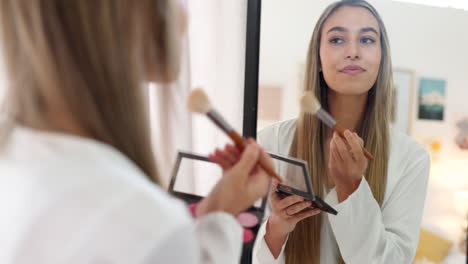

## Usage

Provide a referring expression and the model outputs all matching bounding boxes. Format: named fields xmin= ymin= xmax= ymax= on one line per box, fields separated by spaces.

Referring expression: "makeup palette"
xmin=269 ymin=153 xmax=338 ymax=215
xmin=168 ymin=152 xmax=268 ymax=263
xmin=168 ymin=151 xmax=337 ymax=264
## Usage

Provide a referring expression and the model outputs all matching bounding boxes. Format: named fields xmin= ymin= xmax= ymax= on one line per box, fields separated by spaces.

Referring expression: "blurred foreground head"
xmin=0 ymin=0 xmax=186 ymax=183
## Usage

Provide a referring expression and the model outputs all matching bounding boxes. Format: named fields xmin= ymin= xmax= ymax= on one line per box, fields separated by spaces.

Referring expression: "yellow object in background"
xmin=430 ymin=141 xmax=441 ymax=152
xmin=414 ymin=229 xmax=453 ymax=263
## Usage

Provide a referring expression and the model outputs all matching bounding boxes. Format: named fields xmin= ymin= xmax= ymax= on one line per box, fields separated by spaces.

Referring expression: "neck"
xmin=45 ymin=108 xmax=90 ymax=137
xmin=327 ymin=89 xmax=368 ymax=135
xmin=26 ymin=98 xmax=90 ymax=138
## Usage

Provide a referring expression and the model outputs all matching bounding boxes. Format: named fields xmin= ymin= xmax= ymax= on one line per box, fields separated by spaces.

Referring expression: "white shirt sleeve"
xmin=252 ymin=218 xmax=287 ymax=264
xmin=324 ymin=152 xmax=430 ymax=263
xmin=143 ymin=212 xmax=243 ymax=264
xmin=53 ymin=190 xmax=243 ymax=264
xmin=1 ymin=127 xmax=244 ymax=264
xmin=194 ymin=213 xmax=243 ymax=263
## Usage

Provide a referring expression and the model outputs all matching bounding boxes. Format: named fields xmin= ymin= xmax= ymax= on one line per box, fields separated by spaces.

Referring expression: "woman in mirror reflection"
xmin=0 ymin=1 xmax=273 ymax=263
xmin=252 ymin=0 xmax=430 ymax=263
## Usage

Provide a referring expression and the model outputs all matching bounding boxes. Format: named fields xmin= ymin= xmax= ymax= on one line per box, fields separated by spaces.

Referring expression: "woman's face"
xmin=319 ymin=6 xmax=382 ymax=95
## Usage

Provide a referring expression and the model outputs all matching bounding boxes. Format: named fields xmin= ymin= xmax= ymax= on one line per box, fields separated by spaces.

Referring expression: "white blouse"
xmin=253 ymin=119 xmax=430 ymax=264
xmin=0 ymin=126 xmax=242 ymax=264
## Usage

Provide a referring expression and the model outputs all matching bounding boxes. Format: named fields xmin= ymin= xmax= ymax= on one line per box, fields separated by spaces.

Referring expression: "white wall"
xmin=259 ymin=0 xmax=330 ymax=126
xmin=374 ymin=1 xmax=468 ymax=155
xmin=188 ymin=0 xmax=247 ymax=155
xmin=184 ymin=0 xmax=248 ymax=194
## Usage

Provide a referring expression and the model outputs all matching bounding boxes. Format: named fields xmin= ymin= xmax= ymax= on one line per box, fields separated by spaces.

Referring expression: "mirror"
xmin=249 ymin=0 xmax=468 ymax=263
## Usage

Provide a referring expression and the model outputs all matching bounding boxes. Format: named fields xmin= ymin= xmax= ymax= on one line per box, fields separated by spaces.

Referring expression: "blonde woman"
xmin=251 ymin=0 xmax=429 ymax=263
xmin=0 ymin=1 xmax=272 ymax=263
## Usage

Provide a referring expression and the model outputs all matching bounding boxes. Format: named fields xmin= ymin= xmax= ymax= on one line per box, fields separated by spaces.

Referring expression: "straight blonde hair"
xmin=0 ymin=0 xmax=181 ymax=183
xmin=284 ymin=0 xmax=393 ymax=263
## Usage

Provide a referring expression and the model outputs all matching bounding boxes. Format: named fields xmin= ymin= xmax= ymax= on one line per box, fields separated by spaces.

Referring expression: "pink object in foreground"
xmin=243 ymin=228 xmax=254 ymax=243
xmin=189 ymin=203 xmax=199 ymax=217
xmin=237 ymin=212 xmax=259 ymax=228
xmin=189 ymin=203 xmax=257 ymax=243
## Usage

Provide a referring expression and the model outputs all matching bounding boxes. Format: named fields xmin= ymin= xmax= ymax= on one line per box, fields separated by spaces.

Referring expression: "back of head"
xmin=0 ymin=0 xmax=182 ymax=183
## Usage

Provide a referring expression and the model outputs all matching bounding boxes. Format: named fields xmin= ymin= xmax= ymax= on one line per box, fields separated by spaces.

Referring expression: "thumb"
xmin=271 ymin=180 xmax=279 ymax=189
xmin=233 ymin=144 xmax=260 ymax=175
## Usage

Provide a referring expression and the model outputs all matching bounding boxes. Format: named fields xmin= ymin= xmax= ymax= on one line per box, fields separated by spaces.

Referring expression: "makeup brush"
xmin=300 ymin=91 xmax=374 ymax=160
xmin=187 ymin=88 xmax=282 ymax=183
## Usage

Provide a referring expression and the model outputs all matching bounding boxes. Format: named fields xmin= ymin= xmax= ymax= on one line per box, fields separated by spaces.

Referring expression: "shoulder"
xmin=384 ymin=127 xmax=430 ymax=201
xmin=257 ymin=119 xmax=297 ymax=155
xmin=0 ymin=126 xmax=191 ymax=235
xmin=0 ymin=126 xmax=193 ymax=261
xmin=389 ymin=127 xmax=430 ymax=168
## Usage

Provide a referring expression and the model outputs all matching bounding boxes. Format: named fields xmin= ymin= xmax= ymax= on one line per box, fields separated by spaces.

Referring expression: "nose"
xmin=345 ymin=41 xmax=360 ymax=60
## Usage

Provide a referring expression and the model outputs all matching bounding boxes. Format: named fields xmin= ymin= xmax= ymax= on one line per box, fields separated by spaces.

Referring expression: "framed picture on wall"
xmin=392 ymin=69 xmax=415 ymax=135
xmin=417 ymin=78 xmax=446 ymax=121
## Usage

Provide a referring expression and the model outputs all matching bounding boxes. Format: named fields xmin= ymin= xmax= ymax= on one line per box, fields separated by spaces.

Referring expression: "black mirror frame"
xmin=242 ymin=0 xmax=262 ymax=139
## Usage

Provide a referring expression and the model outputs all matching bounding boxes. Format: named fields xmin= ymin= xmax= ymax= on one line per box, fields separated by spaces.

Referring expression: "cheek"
xmin=319 ymin=45 xmax=340 ymax=75
xmin=366 ymin=48 xmax=382 ymax=80
xmin=365 ymin=44 xmax=382 ymax=69
xmin=320 ymin=47 xmax=342 ymax=91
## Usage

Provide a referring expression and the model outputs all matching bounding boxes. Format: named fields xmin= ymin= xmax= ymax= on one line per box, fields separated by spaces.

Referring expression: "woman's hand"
xmin=264 ymin=181 xmax=320 ymax=258
xmin=196 ymin=139 xmax=272 ymax=216
xmin=205 ymin=140 xmax=319 ymax=258
xmin=267 ymin=181 xmax=320 ymax=236
xmin=329 ymin=130 xmax=368 ymax=202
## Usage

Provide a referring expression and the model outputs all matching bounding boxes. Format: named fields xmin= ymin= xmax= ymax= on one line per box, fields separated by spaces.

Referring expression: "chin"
xmin=329 ymin=82 xmax=373 ymax=96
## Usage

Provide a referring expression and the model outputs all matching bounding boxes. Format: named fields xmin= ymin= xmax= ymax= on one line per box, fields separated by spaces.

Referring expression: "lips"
xmin=340 ymin=65 xmax=365 ymax=75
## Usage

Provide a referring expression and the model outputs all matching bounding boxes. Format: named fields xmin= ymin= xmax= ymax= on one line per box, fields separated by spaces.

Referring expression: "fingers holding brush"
xmin=329 ymin=130 xmax=368 ymax=202
xmin=208 ymin=148 xmax=231 ymax=170
xmin=199 ymin=144 xmax=268 ymax=216
xmin=208 ymin=144 xmax=241 ymax=170
xmin=344 ymin=131 xmax=365 ymax=164
xmin=231 ymin=143 xmax=271 ymax=209
xmin=332 ymin=130 xmax=367 ymax=167
xmin=354 ymin=132 xmax=364 ymax=147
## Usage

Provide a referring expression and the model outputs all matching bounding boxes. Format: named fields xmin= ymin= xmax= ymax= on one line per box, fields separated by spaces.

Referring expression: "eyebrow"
xmin=361 ymin=27 xmax=379 ymax=35
xmin=326 ymin=26 xmax=347 ymax=34
xmin=327 ymin=26 xmax=379 ymax=35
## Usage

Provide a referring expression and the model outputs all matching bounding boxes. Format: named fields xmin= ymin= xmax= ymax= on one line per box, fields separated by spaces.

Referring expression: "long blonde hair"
xmin=285 ymin=0 xmax=393 ymax=263
xmin=0 ymin=0 xmax=181 ymax=183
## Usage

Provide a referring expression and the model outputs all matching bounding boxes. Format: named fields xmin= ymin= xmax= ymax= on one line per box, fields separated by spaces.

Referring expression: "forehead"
xmin=322 ymin=6 xmax=380 ymax=34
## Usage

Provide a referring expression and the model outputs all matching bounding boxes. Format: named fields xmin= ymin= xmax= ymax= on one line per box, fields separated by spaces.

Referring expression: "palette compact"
xmin=269 ymin=153 xmax=338 ymax=215
xmin=168 ymin=151 xmax=337 ymax=263
xmin=168 ymin=151 xmax=267 ymax=263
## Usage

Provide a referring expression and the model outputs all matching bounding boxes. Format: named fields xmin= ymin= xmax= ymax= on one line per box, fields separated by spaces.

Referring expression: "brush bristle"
xmin=300 ymin=91 xmax=321 ymax=114
xmin=187 ymin=88 xmax=212 ymax=114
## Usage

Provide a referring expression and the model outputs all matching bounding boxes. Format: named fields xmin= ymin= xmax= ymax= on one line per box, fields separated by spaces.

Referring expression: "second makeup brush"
xmin=300 ymin=91 xmax=374 ymax=160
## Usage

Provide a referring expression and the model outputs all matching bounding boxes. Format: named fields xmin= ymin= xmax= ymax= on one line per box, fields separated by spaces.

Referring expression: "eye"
xmin=361 ymin=37 xmax=376 ymax=44
xmin=329 ymin=37 xmax=345 ymax=44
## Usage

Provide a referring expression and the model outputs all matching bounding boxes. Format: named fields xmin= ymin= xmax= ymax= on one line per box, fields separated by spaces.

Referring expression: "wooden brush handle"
xmin=333 ymin=124 xmax=374 ymax=161
xmin=228 ymin=131 xmax=283 ymax=183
